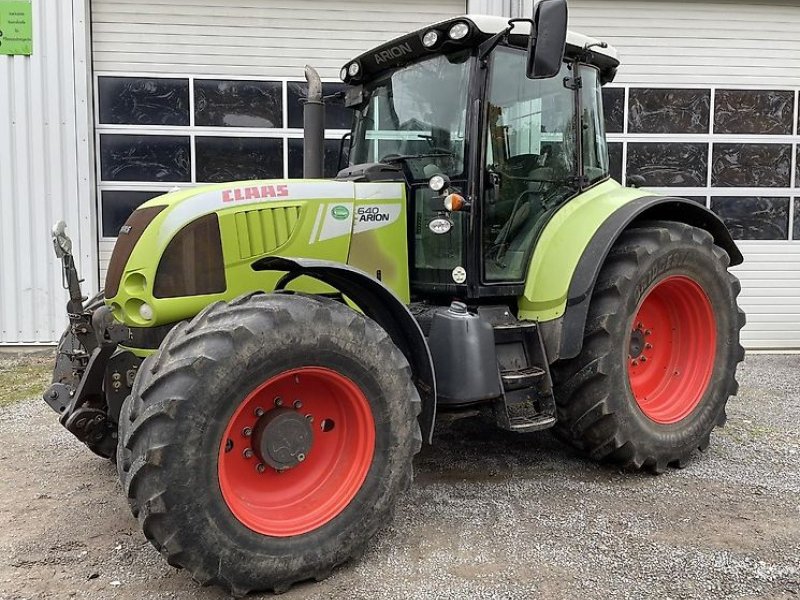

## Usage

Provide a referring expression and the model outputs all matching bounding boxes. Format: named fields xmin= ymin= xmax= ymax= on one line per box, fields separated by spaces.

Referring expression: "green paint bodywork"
xmin=106 ymin=180 xmax=409 ymax=329
xmin=518 ymin=179 xmax=653 ymax=321
xmin=106 ymin=177 xmax=651 ymax=345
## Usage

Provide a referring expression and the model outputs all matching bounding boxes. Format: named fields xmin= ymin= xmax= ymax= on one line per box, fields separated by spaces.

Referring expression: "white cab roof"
xmin=464 ymin=14 xmax=619 ymax=63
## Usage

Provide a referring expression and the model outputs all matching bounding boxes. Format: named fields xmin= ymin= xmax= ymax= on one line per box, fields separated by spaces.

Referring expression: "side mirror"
xmin=526 ymin=0 xmax=568 ymax=79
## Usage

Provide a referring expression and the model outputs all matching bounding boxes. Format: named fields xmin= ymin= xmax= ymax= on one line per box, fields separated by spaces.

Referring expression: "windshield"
xmin=350 ymin=51 xmax=472 ymax=179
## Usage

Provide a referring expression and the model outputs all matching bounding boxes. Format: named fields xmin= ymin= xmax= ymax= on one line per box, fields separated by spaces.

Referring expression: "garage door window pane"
xmin=626 ymin=142 xmax=708 ymax=187
xmin=101 ymin=190 xmax=164 ymax=237
xmin=607 ymin=141 xmax=622 ymax=183
xmin=602 ymin=88 xmax=624 ymax=134
xmin=287 ymin=138 xmax=348 ymax=178
xmin=794 ymin=199 xmax=800 ymax=241
xmin=196 ymin=137 xmax=283 ymax=182
xmin=710 ymin=197 xmax=789 ymax=240
xmin=628 ymin=88 xmax=710 ymax=134
xmin=100 ymin=135 xmax=191 ymax=182
xmin=715 ymin=90 xmax=794 ymax=135
xmin=98 ymin=77 xmax=189 ymax=126
xmin=287 ymin=82 xmax=352 ymax=130
xmin=194 ymin=80 xmax=282 ymax=128
xmin=711 ymin=143 xmax=792 ymax=187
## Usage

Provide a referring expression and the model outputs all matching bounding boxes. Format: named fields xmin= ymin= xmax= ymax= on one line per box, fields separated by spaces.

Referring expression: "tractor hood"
xmin=104 ymin=180 xmax=410 ymax=329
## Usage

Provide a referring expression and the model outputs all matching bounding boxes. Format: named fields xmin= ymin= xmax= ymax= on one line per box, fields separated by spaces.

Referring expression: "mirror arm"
xmin=478 ymin=18 xmax=534 ymax=64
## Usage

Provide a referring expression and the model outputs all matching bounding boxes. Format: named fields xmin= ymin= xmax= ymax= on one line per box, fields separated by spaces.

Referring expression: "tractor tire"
xmin=552 ymin=220 xmax=745 ymax=473
xmin=116 ymin=293 xmax=422 ymax=596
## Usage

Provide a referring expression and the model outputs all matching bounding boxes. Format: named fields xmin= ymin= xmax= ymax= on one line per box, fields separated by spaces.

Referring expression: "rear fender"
xmin=252 ymin=256 xmax=437 ymax=443
xmin=555 ymin=195 xmax=741 ymax=360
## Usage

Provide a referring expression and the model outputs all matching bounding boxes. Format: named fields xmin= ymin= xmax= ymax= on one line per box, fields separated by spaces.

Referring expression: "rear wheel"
xmin=553 ymin=221 xmax=745 ymax=472
xmin=116 ymin=293 xmax=421 ymax=595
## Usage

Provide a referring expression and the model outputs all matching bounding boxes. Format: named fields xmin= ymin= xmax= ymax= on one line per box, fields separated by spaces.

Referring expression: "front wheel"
xmin=553 ymin=221 xmax=745 ymax=472
xmin=116 ymin=293 xmax=421 ymax=596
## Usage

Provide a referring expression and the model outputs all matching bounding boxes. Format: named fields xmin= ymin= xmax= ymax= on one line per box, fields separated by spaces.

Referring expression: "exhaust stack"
xmin=303 ymin=65 xmax=325 ymax=179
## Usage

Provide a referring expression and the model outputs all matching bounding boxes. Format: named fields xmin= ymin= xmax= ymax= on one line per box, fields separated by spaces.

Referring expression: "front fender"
xmin=252 ymin=256 xmax=437 ymax=443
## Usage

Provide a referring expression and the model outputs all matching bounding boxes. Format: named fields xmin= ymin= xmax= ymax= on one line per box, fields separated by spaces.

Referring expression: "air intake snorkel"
xmin=303 ymin=65 xmax=325 ymax=178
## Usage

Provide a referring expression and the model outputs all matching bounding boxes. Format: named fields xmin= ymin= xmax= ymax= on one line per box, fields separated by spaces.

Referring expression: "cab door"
xmin=479 ymin=46 xmax=579 ymax=288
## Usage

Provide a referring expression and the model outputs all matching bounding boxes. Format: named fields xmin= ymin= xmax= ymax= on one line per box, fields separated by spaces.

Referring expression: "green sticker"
xmin=330 ymin=205 xmax=350 ymax=220
xmin=0 ymin=1 xmax=32 ymax=56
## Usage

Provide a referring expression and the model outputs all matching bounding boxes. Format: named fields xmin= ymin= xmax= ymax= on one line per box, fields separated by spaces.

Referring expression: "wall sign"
xmin=0 ymin=1 xmax=32 ymax=56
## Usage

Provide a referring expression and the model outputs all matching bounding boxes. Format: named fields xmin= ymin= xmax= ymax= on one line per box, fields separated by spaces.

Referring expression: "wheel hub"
xmin=252 ymin=407 xmax=313 ymax=470
xmin=628 ymin=327 xmax=646 ymax=359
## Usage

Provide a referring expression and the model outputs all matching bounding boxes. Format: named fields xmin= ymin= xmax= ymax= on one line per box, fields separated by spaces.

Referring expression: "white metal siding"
xmin=487 ymin=0 xmax=800 ymax=87
xmin=91 ymin=0 xmax=468 ymax=79
xmin=567 ymin=0 xmax=800 ymax=87
xmin=0 ymin=0 xmax=96 ymax=345
xmin=731 ymin=243 xmax=800 ymax=349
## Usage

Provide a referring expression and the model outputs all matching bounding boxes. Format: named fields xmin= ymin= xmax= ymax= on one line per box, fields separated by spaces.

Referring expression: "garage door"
xmin=565 ymin=0 xmax=800 ymax=350
xmin=91 ymin=0 xmax=466 ymax=279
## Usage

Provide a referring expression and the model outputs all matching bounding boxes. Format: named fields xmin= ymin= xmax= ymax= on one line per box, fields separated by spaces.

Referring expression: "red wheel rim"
xmin=218 ymin=367 xmax=375 ymax=537
xmin=627 ymin=275 xmax=716 ymax=424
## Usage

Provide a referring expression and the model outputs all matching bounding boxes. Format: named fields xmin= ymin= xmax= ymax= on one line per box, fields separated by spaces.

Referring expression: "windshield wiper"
xmin=379 ymin=151 xmax=454 ymax=163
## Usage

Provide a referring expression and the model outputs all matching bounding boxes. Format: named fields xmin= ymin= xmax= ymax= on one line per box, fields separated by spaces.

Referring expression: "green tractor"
xmin=45 ymin=1 xmax=744 ymax=595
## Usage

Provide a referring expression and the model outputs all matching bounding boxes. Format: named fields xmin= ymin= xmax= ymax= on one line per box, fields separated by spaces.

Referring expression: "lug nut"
xmin=631 ymin=360 xmax=638 ymax=366
xmin=645 ymin=343 xmax=653 ymax=350
xmin=274 ymin=397 xmax=283 ymax=407
xmin=243 ymin=448 xmax=254 ymax=459
xmin=256 ymin=463 xmax=266 ymax=473
xmin=242 ymin=427 xmax=252 ymax=437
xmin=255 ymin=407 xmax=265 ymax=417
xmin=293 ymin=400 xmax=302 ymax=409
xmin=645 ymin=329 xmax=652 ymax=336
xmin=640 ymin=356 xmax=647 ymax=363
xmin=297 ymin=453 xmax=306 ymax=462
xmin=48 ymin=390 xmax=58 ymax=400
xmin=306 ymin=415 xmax=313 ymax=422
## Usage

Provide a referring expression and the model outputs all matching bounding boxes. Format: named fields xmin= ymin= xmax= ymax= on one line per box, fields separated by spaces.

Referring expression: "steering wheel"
xmin=495 ymin=154 xmax=541 ymax=180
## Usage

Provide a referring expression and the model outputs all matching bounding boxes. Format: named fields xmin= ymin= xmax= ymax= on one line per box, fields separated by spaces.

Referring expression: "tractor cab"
xmin=336 ymin=13 xmax=619 ymax=299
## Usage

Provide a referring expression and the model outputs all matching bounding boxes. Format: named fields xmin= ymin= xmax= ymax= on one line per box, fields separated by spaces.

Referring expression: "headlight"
xmin=422 ymin=30 xmax=439 ymax=48
xmin=428 ymin=174 xmax=449 ymax=192
xmin=339 ymin=66 xmax=348 ymax=81
xmin=139 ymin=302 xmax=154 ymax=321
xmin=448 ymin=22 xmax=470 ymax=40
xmin=348 ymin=62 xmax=360 ymax=77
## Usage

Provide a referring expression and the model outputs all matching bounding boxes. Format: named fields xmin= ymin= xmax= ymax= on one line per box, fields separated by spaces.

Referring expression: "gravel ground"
xmin=0 ymin=353 xmax=798 ymax=600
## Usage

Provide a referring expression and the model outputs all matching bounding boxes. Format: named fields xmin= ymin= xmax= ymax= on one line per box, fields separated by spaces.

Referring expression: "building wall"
xmin=0 ymin=0 xmax=95 ymax=345
xmin=2 ymin=0 xmax=799 ymax=348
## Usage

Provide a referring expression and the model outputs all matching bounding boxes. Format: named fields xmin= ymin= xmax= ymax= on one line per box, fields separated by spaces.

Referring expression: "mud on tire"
xmin=552 ymin=220 xmax=745 ymax=472
xmin=116 ymin=293 xmax=422 ymax=596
